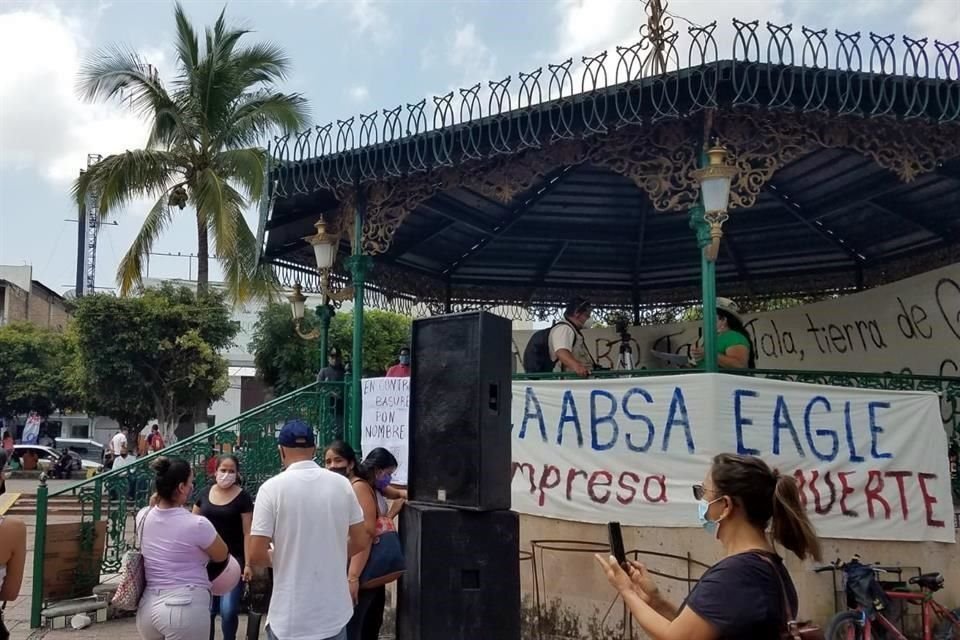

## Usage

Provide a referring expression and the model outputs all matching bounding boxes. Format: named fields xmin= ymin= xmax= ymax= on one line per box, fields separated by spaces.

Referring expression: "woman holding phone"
xmin=595 ymin=453 xmax=821 ymax=640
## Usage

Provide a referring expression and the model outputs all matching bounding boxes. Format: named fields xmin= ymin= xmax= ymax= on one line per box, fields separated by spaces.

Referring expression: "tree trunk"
xmin=196 ymin=211 xmax=209 ymax=295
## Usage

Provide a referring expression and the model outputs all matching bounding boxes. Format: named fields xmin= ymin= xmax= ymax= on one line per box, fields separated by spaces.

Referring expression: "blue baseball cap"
xmin=277 ymin=420 xmax=315 ymax=448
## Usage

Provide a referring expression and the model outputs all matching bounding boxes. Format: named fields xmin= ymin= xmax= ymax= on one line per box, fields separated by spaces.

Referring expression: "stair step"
xmin=42 ymin=596 xmax=108 ymax=630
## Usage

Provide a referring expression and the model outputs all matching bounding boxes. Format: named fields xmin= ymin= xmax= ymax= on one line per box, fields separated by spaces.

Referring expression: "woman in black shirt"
xmin=596 ymin=453 xmax=822 ymax=640
xmin=193 ymin=454 xmax=254 ymax=640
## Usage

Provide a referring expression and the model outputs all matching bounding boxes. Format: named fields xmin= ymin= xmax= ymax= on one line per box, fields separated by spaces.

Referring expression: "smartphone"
xmin=607 ymin=521 xmax=627 ymax=569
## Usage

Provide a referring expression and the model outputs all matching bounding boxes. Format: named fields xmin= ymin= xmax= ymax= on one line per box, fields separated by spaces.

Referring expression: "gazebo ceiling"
xmin=265 ymin=149 xmax=960 ymax=304
xmin=259 ymin=18 xmax=960 ymax=311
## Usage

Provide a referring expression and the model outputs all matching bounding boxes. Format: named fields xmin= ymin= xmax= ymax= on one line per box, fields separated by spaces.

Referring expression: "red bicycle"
xmin=821 ymin=557 xmax=960 ymax=640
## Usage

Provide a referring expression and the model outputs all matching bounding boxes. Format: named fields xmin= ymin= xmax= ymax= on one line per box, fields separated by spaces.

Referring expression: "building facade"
xmin=0 ymin=265 xmax=70 ymax=330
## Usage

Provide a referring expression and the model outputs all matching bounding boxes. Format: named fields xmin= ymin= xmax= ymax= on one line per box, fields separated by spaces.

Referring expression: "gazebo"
xmin=257 ymin=12 xmax=960 ymax=448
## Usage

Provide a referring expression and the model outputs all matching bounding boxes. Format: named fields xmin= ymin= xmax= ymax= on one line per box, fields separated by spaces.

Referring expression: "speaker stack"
xmin=398 ymin=311 xmax=520 ymax=640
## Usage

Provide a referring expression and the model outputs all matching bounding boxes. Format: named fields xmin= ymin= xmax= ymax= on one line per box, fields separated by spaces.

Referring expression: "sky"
xmin=0 ymin=0 xmax=957 ymax=296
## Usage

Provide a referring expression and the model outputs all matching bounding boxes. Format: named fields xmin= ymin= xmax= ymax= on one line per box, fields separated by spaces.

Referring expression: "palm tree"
xmin=74 ymin=3 xmax=308 ymax=301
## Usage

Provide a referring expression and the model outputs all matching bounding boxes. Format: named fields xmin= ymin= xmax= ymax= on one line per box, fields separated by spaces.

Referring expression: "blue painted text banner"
xmin=511 ymin=374 xmax=954 ymax=543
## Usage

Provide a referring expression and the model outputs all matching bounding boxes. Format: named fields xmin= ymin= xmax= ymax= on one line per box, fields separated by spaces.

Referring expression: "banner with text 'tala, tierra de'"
xmin=511 ymin=374 xmax=954 ymax=543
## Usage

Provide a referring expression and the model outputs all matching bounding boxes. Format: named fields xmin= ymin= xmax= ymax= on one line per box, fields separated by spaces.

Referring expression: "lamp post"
xmin=690 ymin=144 xmax=736 ymax=373
xmin=294 ymin=210 xmax=370 ymax=452
xmin=287 ymin=283 xmax=334 ymax=368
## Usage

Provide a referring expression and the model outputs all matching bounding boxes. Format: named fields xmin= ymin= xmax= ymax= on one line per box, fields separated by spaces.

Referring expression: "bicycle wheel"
xmin=827 ymin=611 xmax=865 ymax=640
xmin=934 ymin=608 xmax=960 ymax=640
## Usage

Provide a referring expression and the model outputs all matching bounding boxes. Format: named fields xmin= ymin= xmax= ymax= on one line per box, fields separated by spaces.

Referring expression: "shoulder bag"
xmin=111 ymin=507 xmax=154 ymax=611
xmin=352 ymin=481 xmax=405 ymax=589
xmin=756 ymin=553 xmax=825 ymax=640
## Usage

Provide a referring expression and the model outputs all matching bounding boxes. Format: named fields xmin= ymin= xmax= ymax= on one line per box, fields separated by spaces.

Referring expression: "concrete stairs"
xmin=7 ymin=493 xmax=87 ymax=517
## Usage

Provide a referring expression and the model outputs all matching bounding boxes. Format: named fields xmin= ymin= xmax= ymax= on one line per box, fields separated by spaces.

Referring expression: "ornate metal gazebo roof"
xmin=258 ymin=17 xmax=960 ymax=317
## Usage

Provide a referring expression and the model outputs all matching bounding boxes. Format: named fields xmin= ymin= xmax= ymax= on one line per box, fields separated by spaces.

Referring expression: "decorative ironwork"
xmin=269 ymin=20 xmax=960 ymax=199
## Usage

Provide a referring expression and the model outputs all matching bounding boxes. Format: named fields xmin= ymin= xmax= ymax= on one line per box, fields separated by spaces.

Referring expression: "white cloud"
xmin=908 ymin=0 xmax=960 ymax=43
xmin=0 ymin=7 xmax=159 ymax=184
xmin=347 ymin=0 xmax=391 ymax=45
xmin=348 ymin=85 xmax=370 ymax=102
xmin=450 ymin=23 xmax=496 ymax=83
xmin=552 ymin=0 xmax=791 ymax=64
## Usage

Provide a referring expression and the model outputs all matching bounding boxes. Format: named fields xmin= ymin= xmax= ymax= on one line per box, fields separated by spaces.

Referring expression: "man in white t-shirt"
xmin=249 ymin=420 xmax=368 ymax=640
xmin=109 ymin=427 xmax=127 ymax=456
xmin=548 ymin=297 xmax=595 ymax=377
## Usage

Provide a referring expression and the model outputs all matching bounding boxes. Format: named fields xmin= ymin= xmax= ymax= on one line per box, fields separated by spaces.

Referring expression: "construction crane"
xmin=75 ymin=153 xmax=103 ymax=297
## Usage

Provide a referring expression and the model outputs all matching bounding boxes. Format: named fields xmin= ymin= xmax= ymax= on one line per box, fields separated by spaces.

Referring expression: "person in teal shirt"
xmin=691 ymin=297 xmax=755 ymax=369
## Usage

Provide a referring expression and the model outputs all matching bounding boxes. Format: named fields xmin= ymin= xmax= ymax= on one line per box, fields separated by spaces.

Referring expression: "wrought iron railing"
xmin=267 ymin=18 xmax=960 ymax=196
xmin=29 ymin=380 xmax=348 ymax=628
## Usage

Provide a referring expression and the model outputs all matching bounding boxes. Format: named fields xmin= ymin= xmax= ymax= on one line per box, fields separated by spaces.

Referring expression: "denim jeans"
xmin=266 ymin=625 xmax=346 ymax=640
xmin=210 ymin=579 xmax=244 ymax=640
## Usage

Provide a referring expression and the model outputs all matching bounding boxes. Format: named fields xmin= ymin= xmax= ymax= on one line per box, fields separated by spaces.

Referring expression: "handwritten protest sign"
xmin=361 ymin=377 xmax=409 ymax=485
xmin=512 ymin=374 xmax=955 ymax=542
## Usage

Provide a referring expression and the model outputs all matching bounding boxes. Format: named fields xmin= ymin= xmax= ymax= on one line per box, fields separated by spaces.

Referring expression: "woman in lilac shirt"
xmin=137 ymin=457 xmax=228 ymax=640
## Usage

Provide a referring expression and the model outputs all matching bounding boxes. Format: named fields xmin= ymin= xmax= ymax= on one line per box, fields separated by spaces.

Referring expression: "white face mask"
xmin=582 ymin=317 xmax=595 ymax=329
xmin=216 ymin=471 xmax=237 ymax=488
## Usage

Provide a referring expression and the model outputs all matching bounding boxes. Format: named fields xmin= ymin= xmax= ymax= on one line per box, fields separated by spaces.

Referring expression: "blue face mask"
xmin=375 ymin=473 xmax=393 ymax=490
xmin=697 ymin=497 xmax=725 ymax=538
xmin=399 ymin=355 xmax=410 ymax=365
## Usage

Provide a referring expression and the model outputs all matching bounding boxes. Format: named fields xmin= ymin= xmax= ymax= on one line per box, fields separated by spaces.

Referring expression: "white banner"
xmin=511 ymin=374 xmax=954 ymax=542
xmin=512 ymin=264 xmax=960 ymax=378
xmin=361 ymin=377 xmax=410 ymax=485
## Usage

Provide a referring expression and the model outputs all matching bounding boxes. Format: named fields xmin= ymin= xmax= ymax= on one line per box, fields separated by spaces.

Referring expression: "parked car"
xmin=12 ymin=445 xmax=103 ymax=474
xmin=55 ymin=438 xmax=105 ymax=466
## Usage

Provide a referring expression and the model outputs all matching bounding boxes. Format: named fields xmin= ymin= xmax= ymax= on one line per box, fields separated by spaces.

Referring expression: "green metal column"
xmin=701 ymin=244 xmax=718 ymax=372
xmin=689 ymin=202 xmax=718 ymax=373
xmin=30 ymin=475 xmax=49 ymax=628
xmin=344 ymin=186 xmax=371 ymax=452
xmin=699 ymin=144 xmax=719 ymax=373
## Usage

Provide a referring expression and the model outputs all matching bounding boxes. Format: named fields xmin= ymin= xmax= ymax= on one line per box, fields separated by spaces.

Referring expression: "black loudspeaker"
xmin=409 ymin=311 xmax=512 ymax=511
xmin=397 ymin=503 xmax=520 ymax=640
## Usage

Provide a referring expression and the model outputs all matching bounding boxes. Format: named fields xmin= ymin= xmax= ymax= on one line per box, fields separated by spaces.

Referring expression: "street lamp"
xmin=692 ymin=145 xmax=737 ymax=262
xmin=303 ymin=217 xmax=353 ymax=302
xmin=287 ymin=283 xmax=322 ymax=340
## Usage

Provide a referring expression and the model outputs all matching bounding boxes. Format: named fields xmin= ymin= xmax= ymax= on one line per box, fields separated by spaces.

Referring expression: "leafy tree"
xmin=330 ymin=310 xmax=411 ymax=376
xmin=69 ymin=284 xmax=236 ymax=437
xmin=73 ymin=3 xmax=309 ymax=301
xmin=249 ymin=305 xmax=412 ymax=394
xmin=0 ymin=324 xmax=76 ymax=418
xmin=248 ymin=303 xmax=321 ymax=396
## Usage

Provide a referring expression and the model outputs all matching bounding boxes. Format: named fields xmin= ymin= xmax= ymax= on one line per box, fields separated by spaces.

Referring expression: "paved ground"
xmin=18 ymin=616 xmax=260 ymax=639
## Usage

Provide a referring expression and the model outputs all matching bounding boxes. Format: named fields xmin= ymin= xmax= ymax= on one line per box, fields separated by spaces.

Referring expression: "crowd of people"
xmin=132 ymin=420 xmax=406 ymax=640
xmin=122 ymin=421 xmax=818 ymax=640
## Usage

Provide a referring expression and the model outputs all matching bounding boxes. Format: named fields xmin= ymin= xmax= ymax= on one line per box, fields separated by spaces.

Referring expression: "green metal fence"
xmin=29 ymin=380 xmax=348 ymax=628
xmin=28 ymin=369 xmax=960 ymax=627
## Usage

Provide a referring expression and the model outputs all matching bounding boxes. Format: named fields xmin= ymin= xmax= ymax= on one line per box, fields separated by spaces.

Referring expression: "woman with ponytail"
xmin=596 ymin=453 xmax=821 ymax=639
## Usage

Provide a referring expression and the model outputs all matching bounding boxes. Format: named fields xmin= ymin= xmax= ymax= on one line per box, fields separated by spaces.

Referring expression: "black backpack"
xmin=523 ymin=321 xmax=577 ymax=373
